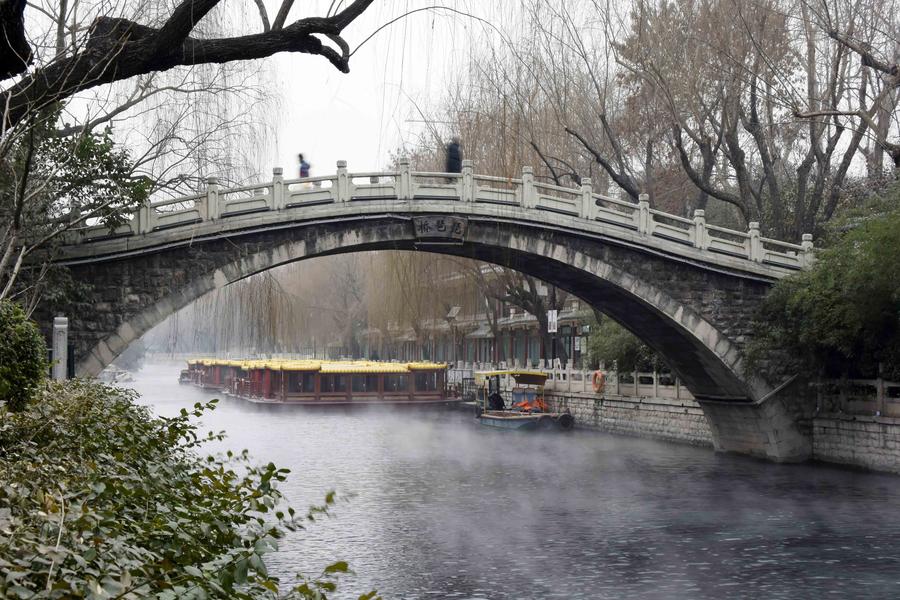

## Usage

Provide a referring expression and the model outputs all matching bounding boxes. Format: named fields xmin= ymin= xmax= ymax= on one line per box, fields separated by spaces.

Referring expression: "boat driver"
xmin=488 ymin=390 xmax=505 ymax=411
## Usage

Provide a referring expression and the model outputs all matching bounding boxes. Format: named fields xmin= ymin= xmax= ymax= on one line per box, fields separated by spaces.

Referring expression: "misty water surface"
xmin=128 ymin=363 xmax=900 ymax=599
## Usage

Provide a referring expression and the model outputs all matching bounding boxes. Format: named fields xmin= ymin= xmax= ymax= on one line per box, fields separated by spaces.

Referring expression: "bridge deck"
xmin=57 ymin=159 xmax=813 ymax=278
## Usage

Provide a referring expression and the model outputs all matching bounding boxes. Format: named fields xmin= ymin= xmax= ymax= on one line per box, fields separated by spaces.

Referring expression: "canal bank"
xmin=546 ymin=391 xmax=713 ymax=447
xmin=546 ymin=390 xmax=900 ymax=474
xmin=812 ymin=414 xmax=900 ymax=473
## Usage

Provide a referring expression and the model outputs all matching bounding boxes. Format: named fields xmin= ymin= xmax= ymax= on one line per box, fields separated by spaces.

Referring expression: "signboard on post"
xmin=547 ymin=309 xmax=558 ymax=333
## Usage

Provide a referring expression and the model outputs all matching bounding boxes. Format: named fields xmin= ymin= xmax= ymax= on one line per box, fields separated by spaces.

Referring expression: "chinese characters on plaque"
xmin=412 ymin=216 xmax=468 ymax=242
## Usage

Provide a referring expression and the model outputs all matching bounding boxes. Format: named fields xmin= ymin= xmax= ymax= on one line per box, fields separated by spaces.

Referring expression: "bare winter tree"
xmin=469 ymin=0 xmax=899 ymax=239
xmin=793 ymin=0 xmax=900 ymax=175
xmin=463 ymin=263 xmax=571 ymax=366
xmin=0 ymin=0 xmax=375 ymax=129
xmin=0 ymin=0 xmax=377 ymax=308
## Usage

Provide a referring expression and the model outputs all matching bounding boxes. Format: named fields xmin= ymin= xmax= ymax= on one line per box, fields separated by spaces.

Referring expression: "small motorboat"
xmin=474 ymin=369 xmax=574 ymax=431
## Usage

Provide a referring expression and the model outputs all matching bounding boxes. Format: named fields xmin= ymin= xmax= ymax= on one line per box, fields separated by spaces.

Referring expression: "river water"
xmin=128 ymin=363 xmax=900 ymax=599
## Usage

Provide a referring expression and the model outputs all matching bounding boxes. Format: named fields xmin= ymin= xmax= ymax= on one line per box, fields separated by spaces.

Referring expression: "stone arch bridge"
xmin=44 ymin=159 xmax=816 ymax=462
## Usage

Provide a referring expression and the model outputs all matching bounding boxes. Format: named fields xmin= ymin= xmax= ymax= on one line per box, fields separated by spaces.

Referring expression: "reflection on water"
xmin=128 ymin=363 xmax=900 ymax=599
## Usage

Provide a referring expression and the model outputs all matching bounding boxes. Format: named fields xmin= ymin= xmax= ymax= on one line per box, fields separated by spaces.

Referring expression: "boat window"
xmin=415 ymin=372 xmax=437 ymax=391
xmin=352 ymin=375 xmax=379 ymax=393
xmin=288 ymin=372 xmax=316 ymax=393
xmin=384 ymin=374 xmax=409 ymax=392
xmin=512 ymin=388 xmax=525 ymax=405
xmin=321 ymin=374 xmax=347 ymax=393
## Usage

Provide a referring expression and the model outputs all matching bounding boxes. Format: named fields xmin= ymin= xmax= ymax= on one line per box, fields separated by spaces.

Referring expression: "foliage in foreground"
xmin=749 ymin=196 xmax=900 ymax=380
xmin=0 ymin=380 xmax=378 ymax=599
xmin=0 ymin=301 xmax=47 ymax=412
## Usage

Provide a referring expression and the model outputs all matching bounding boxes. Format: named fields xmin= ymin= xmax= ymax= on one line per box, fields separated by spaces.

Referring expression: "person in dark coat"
xmin=445 ymin=136 xmax=462 ymax=174
xmin=298 ymin=153 xmax=310 ymax=178
xmin=488 ymin=390 xmax=504 ymax=411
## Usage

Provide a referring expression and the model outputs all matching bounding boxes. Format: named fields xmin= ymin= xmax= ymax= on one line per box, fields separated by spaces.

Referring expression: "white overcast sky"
xmin=264 ymin=1 xmax=518 ymax=177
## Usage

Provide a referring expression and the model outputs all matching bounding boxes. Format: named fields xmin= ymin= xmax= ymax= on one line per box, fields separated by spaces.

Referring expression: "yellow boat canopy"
xmin=185 ymin=358 xmax=447 ymax=374
xmin=475 ymin=369 xmax=548 ymax=386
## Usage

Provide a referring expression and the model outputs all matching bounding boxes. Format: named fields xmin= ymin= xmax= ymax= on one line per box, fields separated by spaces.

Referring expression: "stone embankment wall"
xmin=547 ymin=392 xmax=900 ymax=474
xmin=545 ymin=391 xmax=713 ymax=447
xmin=812 ymin=415 xmax=900 ymax=473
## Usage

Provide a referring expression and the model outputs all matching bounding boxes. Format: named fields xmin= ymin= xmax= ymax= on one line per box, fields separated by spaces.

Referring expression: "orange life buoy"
xmin=592 ymin=370 xmax=606 ymax=394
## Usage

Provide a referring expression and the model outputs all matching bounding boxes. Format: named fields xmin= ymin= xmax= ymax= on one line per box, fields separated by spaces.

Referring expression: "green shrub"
xmin=586 ymin=316 xmax=662 ymax=372
xmin=0 ymin=301 xmax=48 ymax=411
xmin=748 ymin=200 xmax=900 ymax=380
xmin=0 ymin=380 xmax=377 ymax=599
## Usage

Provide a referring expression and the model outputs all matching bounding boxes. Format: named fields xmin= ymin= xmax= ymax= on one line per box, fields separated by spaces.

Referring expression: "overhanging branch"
xmin=1 ymin=0 xmax=375 ymax=130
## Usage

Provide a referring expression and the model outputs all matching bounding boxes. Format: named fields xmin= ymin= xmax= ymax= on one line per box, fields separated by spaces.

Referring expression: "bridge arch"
xmin=77 ymin=216 xmax=757 ymax=403
xmin=46 ymin=162 xmax=815 ymax=462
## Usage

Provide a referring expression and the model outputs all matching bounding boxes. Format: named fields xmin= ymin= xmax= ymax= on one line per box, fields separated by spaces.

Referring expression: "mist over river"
xmin=127 ymin=363 xmax=900 ymax=599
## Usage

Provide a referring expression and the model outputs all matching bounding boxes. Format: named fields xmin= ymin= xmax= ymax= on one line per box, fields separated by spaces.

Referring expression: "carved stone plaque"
xmin=412 ymin=216 xmax=468 ymax=242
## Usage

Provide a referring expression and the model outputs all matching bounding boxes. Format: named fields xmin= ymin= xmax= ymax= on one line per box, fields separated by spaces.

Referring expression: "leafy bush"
xmin=0 ymin=301 xmax=48 ymax=411
xmin=749 ymin=201 xmax=900 ymax=380
xmin=0 ymin=380 xmax=378 ymax=599
xmin=586 ymin=316 xmax=662 ymax=372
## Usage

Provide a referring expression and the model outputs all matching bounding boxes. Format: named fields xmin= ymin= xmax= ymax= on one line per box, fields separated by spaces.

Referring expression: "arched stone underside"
xmin=48 ymin=215 xmax=810 ymax=462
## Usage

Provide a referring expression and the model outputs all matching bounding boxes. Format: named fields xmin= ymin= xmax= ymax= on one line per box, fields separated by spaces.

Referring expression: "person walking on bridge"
xmin=298 ymin=153 xmax=311 ymax=179
xmin=445 ymin=136 xmax=462 ymax=176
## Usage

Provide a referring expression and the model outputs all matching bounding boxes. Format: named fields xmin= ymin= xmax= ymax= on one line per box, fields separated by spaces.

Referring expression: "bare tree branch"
xmin=1 ymin=0 xmax=376 ymax=129
xmin=0 ymin=0 xmax=31 ymax=78
xmin=272 ymin=0 xmax=295 ymax=31
xmin=252 ymin=0 xmax=271 ymax=32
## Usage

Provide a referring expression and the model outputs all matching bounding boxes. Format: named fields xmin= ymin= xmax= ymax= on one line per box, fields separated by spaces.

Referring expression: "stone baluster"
xmin=637 ymin=193 xmax=651 ymax=235
xmin=52 ymin=316 xmax=68 ymax=381
xmin=801 ymin=234 xmax=815 ymax=268
xmin=521 ymin=166 xmax=536 ymax=209
xmin=693 ymin=209 xmax=708 ymax=249
xmin=748 ymin=221 xmax=762 ymax=262
xmin=272 ymin=167 xmax=284 ymax=210
xmin=580 ymin=177 xmax=595 ymax=220
xmin=397 ymin=157 xmax=412 ymax=200
xmin=205 ymin=176 xmax=220 ymax=220
xmin=336 ymin=160 xmax=350 ymax=202
xmin=137 ymin=203 xmax=153 ymax=234
xmin=461 ymin=159 xmax=475 ymax=202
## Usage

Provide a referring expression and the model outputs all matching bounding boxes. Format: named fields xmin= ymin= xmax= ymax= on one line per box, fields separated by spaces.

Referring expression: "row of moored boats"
xmin=180 ymin=358 xmax=574 ymax=431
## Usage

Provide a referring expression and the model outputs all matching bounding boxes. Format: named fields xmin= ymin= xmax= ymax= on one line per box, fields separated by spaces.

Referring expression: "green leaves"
xmin=0 ymin=380 xmax=372 ymax=599
xmin=585 ymin=315 xmax=662 ymax=372
xmin=749 ymin=191 xmax=900 ymax=380
xmin=0 ymin=301 xmax=48 ymax=412
xmin=323 ymin=561 xmax=349 ymax=575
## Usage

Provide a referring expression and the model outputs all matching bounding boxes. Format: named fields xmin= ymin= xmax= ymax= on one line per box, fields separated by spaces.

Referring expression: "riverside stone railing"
xmin=450 ymin=361 xmax=694 ymax=401
xmin=73 ymin=158 xmax=815 ymax=270
xmin=815 ymin=378 xmax=900 ymax=418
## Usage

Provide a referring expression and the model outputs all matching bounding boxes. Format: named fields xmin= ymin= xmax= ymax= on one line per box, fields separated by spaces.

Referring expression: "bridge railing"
xmin=70 ymin=158 xmax=814 ymax=270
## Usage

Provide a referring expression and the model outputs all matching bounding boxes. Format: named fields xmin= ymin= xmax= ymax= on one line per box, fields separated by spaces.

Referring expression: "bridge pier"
xmin=698 ymin=395 xmax=812 ymax=462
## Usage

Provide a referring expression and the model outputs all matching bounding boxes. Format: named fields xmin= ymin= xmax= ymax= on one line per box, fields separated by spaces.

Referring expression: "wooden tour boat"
xmin=475 ymin=369 xmax=574 ymax=431
xmin=180 ymin=358 xmax=451 ymax=405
